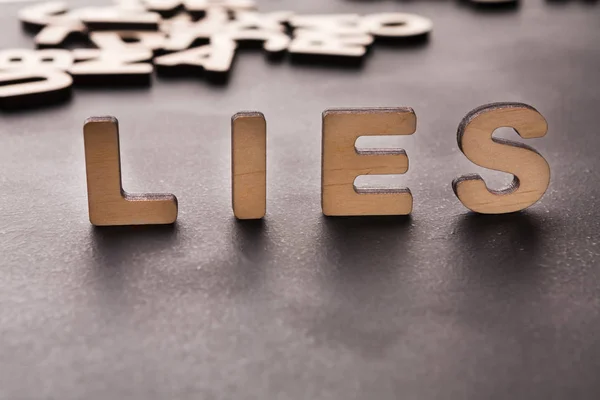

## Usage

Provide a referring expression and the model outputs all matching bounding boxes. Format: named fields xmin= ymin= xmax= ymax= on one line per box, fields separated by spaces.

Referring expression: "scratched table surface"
xmin=1 ymin=0 xmax=600 ymax=399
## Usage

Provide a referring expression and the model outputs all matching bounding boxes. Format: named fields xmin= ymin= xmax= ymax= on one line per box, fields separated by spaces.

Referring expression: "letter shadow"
xmin=456 ymin=0 xmax=521 ymax=11
xmin=320 ymin=215 xmax=414 ymax=279
xmin=0 ymin=95 xmax=73 ymax=114
xmin=229 ymin=219 xmax=269 ymax=294
xmin=90 ymin=224 xmax=179 ymax=271
xmin=444 ymin=210 xmax=559 ymax=341
xmin=452 ymin=211 xmax=545 ymax=283
xmin=305 ymin=215 xmax=415 ymax=358
xmin=86 ymin=224 xmax=179 ymax=311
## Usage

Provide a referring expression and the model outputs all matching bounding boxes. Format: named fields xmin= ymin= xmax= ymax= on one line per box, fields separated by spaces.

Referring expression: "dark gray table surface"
xmin=1 ymin=0 xmax=600 ymax=399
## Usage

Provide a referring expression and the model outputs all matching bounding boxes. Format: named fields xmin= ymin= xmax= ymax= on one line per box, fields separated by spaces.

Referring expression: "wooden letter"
xmin=289 ymin=14 xmax=372 ymax=64
xmin=289 ymin=30 xmax=371 ymax=63
xmin=322 ymin=108 xmax=416 ymax=216
xmin=162 ymin=7 xmax=229 ymax=51
xmin=154 ymin=39 xmax=236 ymax=79
xmin=80 ymin=7 xmax=161 ymax=31
xmin=84 ymin=117 xmax=178 ymax=226
xmin=0 ymin=49 xmax=73 ymax=71
xmin=218 ymin=11 xmax=291 ymax=54
xmin=289 ymin=14 xmax=363 ymax=34
xmin=362 ymin=13 xmax=433 ymax=39
xmin=184 ymin=0 xmax=256 ymax=15
xmin=18 ymin=2 xmax=87 ymax=48
xmin=70 ymin=49 xmax=153 ymax=85
xmin=142 ymin=0 xmax=183 ymax=17
xmin=0 ymin=49 xmax=73 ymax=109
xmin=231 ymin=112 xmax=266 ymax=220
xmin=0 ymin=69 xmax=72 ymax=109
xmin=89 ymin=31 xmax=166 ymax=53
xmin=453 ymin=103 xmax=550 ymax=214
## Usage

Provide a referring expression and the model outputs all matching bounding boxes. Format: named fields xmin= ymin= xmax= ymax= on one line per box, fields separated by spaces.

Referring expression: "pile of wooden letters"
xmin=0 ymin=0 xmax=435 ymax=109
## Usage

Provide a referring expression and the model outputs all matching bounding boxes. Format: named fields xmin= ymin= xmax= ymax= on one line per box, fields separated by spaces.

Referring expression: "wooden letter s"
xmin=453 ymin=103 xmax=550 ymax=214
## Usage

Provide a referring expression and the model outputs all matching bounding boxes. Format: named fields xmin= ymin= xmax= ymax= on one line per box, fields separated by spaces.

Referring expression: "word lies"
xmin=83 ymin=102 xmax=550 ymax=226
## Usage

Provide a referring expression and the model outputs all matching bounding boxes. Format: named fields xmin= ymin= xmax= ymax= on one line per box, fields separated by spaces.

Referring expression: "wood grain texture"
xmin=452 ymin=103 xmax=550 ymax=214
xmin=84 ymin=116 xmax=178 ymax=226
xmin=322 ymin=108 xmax=416 ymax=216
xmin=231 ymin=112 xmax=266 ymax=220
